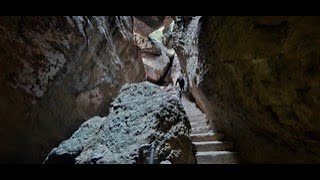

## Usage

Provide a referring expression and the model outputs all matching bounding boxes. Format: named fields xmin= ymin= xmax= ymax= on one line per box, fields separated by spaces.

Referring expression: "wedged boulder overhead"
xmin=133 ymin=16 xmax=178 ymax=85
xmin=0 ymin=16 xmax=145 ymax=163
xmin=44 ymin=82 xmax=195 ymax=164
xmin=134 ymin=31 xmax=172 ymax=84
xmin=133 ymin=16 xmax=166 ymax=36
xmin=134 ymin=32 xmax=154 ymax=50
xmin=142 ymin=47 xmax=171 ymax=83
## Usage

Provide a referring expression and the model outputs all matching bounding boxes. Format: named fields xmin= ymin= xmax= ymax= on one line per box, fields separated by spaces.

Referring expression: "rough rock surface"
xmin=133 ymin=17 xmax=178 ymax=85
xmin=0 ymin=16 xmax=145 ymax=163
xmin=133 ymin=16 xmax=166 ymax=36
xmin=163 ymin=17 xmax=174 ymax=48
xmin=170 ymin=53 xmax=182 ymax=85
xmin=174 ymin=16 xmax=320 ymax=163
xmin=134 ymin=31 xmax=161 ymax=55
xmin=163 ymin=16 xmax=174 ymax=33
xmin=141 ymin=42 xmax=171 ymax=83
xmin=133 ymin=17 xmax=180 ymax=85
xmin=173 ymin=16 xmax=203 ymax=88
xmin=44 ymin=82 xmax=195 ymax=164
xmin=133 ymin=32 xmax=153 ymax=50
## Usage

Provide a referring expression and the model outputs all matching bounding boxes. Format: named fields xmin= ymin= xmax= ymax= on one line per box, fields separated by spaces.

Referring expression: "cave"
xmin=0 ymin=16 xmax=319 ymax=164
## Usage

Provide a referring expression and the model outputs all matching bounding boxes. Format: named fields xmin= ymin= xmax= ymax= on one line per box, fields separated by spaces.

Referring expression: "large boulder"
xmin=0 ymin=16 xmax=145 ymax=163
xmin=134 ymin=31 xmax=162 ymax=55
xmin=142 ymin=47 xmax=171 ymax=83
xmin=44 ymin=82 xmax=195 ymax=164
xmin=139 ymin=29 xmax=172 ymax=84
xmin=133 ymin=31 xmax=153 ymax=50
xmin=133 ymin=17 xmax=178 ymax=85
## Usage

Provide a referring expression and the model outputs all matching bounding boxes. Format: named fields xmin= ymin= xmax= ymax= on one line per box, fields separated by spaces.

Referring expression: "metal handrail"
xmin=148 ymin=142 xmax=156 ymax=164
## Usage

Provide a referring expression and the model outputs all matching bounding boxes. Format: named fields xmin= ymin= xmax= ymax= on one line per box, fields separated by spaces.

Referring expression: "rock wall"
xmin=174 ymin=16 xmax=320 ymax=163
xmin=133 ymin=16 xmax=166 ymax=36
xmin=0 ymin=16 xmax=145 ymax=163
xmin=44 ymin=82 xmax=195 ymax=164
xmin=133 ymin=16 xmax=180 ymax=85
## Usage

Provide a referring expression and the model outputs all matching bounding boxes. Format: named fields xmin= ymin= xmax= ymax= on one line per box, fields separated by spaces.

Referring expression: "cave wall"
xmin=0 ymin=16 xmax=145 ymax=163
xmin=174 ymin=16 xmax=320 ymax=163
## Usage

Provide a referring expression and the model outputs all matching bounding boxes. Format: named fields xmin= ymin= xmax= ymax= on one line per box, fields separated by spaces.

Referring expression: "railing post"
xmin=148 ymin=142 xmax=156 ymax=164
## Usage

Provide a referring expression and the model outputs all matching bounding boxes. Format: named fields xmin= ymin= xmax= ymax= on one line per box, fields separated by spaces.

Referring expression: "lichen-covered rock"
xmin=133 ymin=31 xmax=153 ymax=50
xmin=174 ymin=16 xmax=320 ymax=163
xmin=44 ymin=82 xmax=195 ymax=164
xmin=0 ymin=16 xmax=145 ymax=163
xmin=149 ymin=27 xmax=165 ymax=43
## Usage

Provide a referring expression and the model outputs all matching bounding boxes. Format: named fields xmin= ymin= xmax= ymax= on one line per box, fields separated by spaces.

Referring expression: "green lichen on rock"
xmin=149 ymin=27 xmax=165 ymax=43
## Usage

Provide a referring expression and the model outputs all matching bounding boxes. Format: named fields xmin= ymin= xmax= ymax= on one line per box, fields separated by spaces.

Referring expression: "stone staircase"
xmin=182 ymin=94 xmax=240 ymax=164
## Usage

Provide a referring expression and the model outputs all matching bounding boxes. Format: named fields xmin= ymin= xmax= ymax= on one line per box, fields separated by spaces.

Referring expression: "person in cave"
xmin=176 ymin=75 xmax=185 ymax=98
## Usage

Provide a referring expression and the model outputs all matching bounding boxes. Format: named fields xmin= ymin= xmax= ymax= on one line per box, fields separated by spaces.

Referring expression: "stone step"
xmin=188 ymin=114 xmax=204 ymax=118
xmin=186 ymin=102 xmax=196 ymax=104
xmin=184 ymin=108 xmax=202 ymax=111
xmin=184 ymin=107 xmax=199 ymax=109
xmin=190 ymin=121 xmax=208 ymax=128
xmin=189 ymin=118 xmax=208 ymax=123
xmin=188 ymin=114 xmax=206 ymax=118
xmin=193 ymin=141 xmax=234 ymax=152
xmin=196 ymin=151 xmax=239 ymax=164
xmin=191 ymin=132 xmax=224 ymax=142
xmin=191 ymin=126 xmax=211 ymax=134
xmin=186 ymin=113 xmax=205 ymax=118
xmin=183 ymin=103 xmax=196 ymax=106
xmin=183 ymin=106 xmax=200 ymax=109
xmin=182 ymin=103 xmax=198 ymax=109
xmin=188 ymin=115 xmax=206 ymax=120
xmin=186 ymin=110 xmax=205 ymax=116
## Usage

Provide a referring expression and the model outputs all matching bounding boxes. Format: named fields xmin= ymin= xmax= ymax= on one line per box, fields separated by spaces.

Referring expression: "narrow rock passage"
xmin=181 ymin=94 xmax=240 ymax=164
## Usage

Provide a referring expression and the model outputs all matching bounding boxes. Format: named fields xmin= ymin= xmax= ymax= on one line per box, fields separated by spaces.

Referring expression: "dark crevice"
xmin=265 ymin=105 xmax=279 ymax=122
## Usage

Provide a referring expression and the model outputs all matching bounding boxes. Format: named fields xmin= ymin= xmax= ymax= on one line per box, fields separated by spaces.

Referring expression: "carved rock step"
xmin=190 ymin=121 xmax=208 ymax=128
xmin=189 ymin=117 xmax=208 ymax=123
xmin=196 ymin=151 xmax=240 ymax=164
xmin=191 ymin=126 xmax=211 ymax=134
xmin=184 ymin=109 xmax=203 ymax=113
xmin=193 ymin=141 xmax=234 ymax=151
xmin=187 ymin=113 xmax=205 ymax=116
xmin=191 ymin=132 xmax=224 ymax=142
xmin=186 ymin=113 xmax=206 ymax=117
xmin=188 ymin=114 xmax=207 ymax=119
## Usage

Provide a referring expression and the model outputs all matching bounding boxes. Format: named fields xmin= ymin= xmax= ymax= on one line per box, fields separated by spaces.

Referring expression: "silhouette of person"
xmin=177 ymin=76 xmax=185 ymax=91
xmin=176 ymin=75 xmax=185 ymax=98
